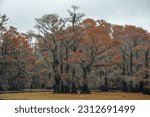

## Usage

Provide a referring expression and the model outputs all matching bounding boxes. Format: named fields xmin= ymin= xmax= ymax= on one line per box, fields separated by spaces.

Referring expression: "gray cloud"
xmin=0 ymin=0 xmax=150 ymax=32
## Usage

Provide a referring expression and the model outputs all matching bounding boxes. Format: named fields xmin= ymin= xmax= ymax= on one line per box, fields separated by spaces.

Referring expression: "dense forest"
xmin=0 ymin=6 xmax=150 ymax=94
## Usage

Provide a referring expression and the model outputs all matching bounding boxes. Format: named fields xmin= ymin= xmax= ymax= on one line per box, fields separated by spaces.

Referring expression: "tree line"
xmin=0 ymin=6 xmax=150 ymax=94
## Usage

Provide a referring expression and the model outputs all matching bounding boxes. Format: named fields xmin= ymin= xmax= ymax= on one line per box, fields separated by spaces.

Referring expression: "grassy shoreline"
xmin=0 ymin=92 xmax=150 ymax=100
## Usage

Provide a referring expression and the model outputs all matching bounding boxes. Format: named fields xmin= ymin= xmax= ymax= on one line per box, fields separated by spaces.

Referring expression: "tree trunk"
xmin=144 ymin=50 xmax=149 ymax=78
xmin=71 ymin=82 xmax=77 ymax=94
xmin=122 ymin=54 xmax=126 ymax=75
xmin=104 ymin=77 xmax=108 ymax=92
xmin=53 ymin=76 xmax=61 ymax=93
xmin=123 ymin=81 xmax=127 ymax=91
xmin=80 ymin=85 xmax=91 ymax=94
xmin=80 ymin=71 xmax=91 ymax=94
xmin=129 ymin=47 xmax=133 ymax=76
xmin=53 ymin=63 xmax=61 ymax=93
xmin=71 ymin=69 xmax=77 ymax=94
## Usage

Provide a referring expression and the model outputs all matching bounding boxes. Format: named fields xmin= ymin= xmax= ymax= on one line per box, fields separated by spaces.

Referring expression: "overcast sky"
xmin=0 ymin=0 xmax=150 ymax=33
